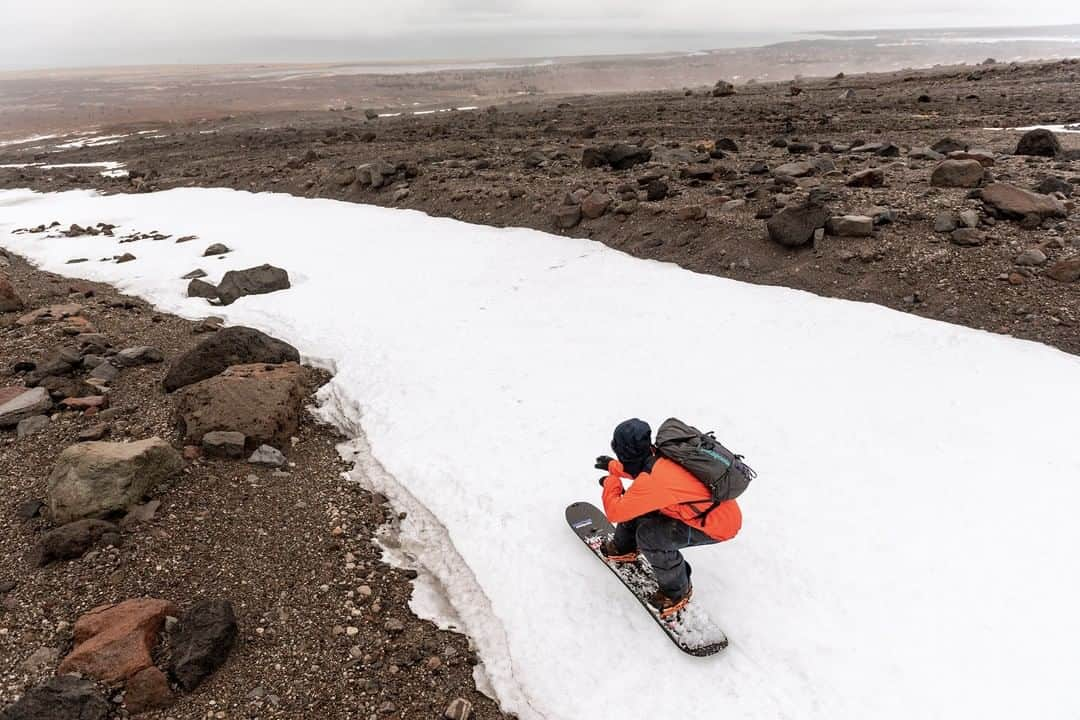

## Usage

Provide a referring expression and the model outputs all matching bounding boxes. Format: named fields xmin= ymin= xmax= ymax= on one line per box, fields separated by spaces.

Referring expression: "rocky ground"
xmin=2 ymin=57 xmax=1079 ymax=357
xmin=0 ymin=250 xmax=505 ymax=719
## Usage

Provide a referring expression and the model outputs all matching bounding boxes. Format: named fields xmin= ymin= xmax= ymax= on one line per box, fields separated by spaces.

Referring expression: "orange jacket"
xmin=601 ymin=457 xmax=742 ymax=542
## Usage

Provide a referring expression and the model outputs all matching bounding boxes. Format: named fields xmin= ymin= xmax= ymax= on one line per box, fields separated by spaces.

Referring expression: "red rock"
xmin=58 ymin=598 xmax=178 ymax=683
xmin=61 ymin=395 xmax=109 ymax=411
xmin=175 ymin=362 xmax=305 ymax=450
xmin=124 ymin=666 xmax=174 ymax=715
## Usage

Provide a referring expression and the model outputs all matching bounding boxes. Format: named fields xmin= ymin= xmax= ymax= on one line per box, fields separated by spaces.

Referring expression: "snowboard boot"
xmin=600 ymin=538 xmax=639 ymax=564
xmin=650 ymin=585 xmax=693 ymax=619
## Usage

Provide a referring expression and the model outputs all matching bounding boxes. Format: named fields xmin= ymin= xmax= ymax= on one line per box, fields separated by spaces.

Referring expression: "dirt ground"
xmin=3 ymin=58 xmax=1078 ymax=357
xmin=0 ymin=252 xmax=508 ymax=719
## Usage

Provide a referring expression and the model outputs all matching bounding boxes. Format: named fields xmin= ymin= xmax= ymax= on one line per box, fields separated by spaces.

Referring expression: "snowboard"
xmin=565 ymin=501 xmax=728 ymax=657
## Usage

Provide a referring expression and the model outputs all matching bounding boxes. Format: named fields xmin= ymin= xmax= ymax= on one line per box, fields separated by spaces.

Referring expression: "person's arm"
xmin=600 ymin=460 xmax=675 ymax=523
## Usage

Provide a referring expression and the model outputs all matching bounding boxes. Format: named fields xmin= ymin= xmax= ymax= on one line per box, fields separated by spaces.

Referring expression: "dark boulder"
xmin=0 ymin=675 xmax=108 ymax=720
xmin=1015 ymin=128 xmax=1061 ymax=157
xmin=187 ymin=278 xmax=219 ymax=300
xmin=170 ymin=600 xmax=239 ymax=691
xmin=163 ymin=326 xmax=300 ymax=393
xmin=32 ymin=519 xmax=121 ymax=566
xmin=216 ymin=264 xmax=290 ymax=306
xmin=1034 ymin=176 xmax=1073 ymax=197
xmin=766 ymin=202 xmax=830 ymax=248
xmin=931 ymin=137 xmax=968 ymax=154
xmin=581 ymin=144 xmax=652 ymax=170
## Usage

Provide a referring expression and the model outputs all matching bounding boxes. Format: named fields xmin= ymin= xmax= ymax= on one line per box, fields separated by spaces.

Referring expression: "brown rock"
xmin=58 ymin=598 xmax=178 ymax=683
xmin=16 ymin=303 xmax=84 ymax=327
xmin=0 ymin=273 xmax=25 ymax=313
xmin=951 ymin=228 xmax=987 ymax=246
xmin=175 ymin=362 xmax=305 ymax=450
xmin=124 ymin=666 xmax=174 ymax=715
xmin=930 ymin=159 xmax=985 ymax=188
xmin=553 ymin=204 xmax=582 ymax=229
xmin=982 ymin=183 xmax=1068 ymax=220
xmin=847 ymin=168 xmax=885 ymax=187
xmin=1046 ymin=257 xmax=1080 ymax=283
xmin=580 ymin=192 xmax=612 ymax=219
xmin=676 ymin=205 xmax=707 ymax=221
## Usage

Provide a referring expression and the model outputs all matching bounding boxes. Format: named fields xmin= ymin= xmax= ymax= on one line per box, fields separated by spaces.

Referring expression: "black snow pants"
xmin=612 ymin=513 xmax=717 ymax=598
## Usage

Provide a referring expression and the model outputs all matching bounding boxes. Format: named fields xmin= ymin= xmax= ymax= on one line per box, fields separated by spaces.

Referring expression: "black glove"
xmin=594 ymin=455 xmax=615 ymax=471
xmin=598 ymin=476 xmax=607 ymax=487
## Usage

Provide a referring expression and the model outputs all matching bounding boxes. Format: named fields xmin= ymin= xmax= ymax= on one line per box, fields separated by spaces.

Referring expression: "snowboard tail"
xmin=565 ymin=501 xmax=728 ymax=657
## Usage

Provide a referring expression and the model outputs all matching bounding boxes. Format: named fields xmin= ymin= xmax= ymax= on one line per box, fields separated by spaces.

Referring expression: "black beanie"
xmin=611 ymin=418 xmax=653 ymax=476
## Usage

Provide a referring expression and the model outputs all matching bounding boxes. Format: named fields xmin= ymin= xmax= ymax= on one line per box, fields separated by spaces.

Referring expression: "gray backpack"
xmin=654 ymin=418 xmax=756 ymax=518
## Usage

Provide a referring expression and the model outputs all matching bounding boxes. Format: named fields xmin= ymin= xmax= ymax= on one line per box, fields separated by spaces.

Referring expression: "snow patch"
xmin=1 ymin=188 xmax=1079 ymax=720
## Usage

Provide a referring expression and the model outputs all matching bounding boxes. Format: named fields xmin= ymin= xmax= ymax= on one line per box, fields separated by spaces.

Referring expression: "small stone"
xmin=89 ymin=362 xmax=120 ymax=383
xmin=16 ymin=414 xmax=50 ymax=438
xmin=125 ymin=666 xmax=174 ymax=714
xmin=203 ymin=243 xmax=230 ymax=256
xmin=182 ymin=269 xmax=208 ymax=280
xmin=825 ymin=215 xmax=874 ymax=238
xmin=202 ymin=431 xmax=247 ymax=459
xmin=676 ymin=205 xmax=706 ymax=221
xmin=444 ymin=697 xmax=474 ymax=720
xmin=951 ymin=228 xmax=986 ymax=246
xmin=248 ymin=444 xmax=286 ymax=467
xmin=553 ymin=204 xmax=582 ymax=229
xmin=958 ymin=210 xmax=980 ymax=228
xmin=1046 ymin=257 xmax=1080 ymax=282
xmin=847 ymin=168 xmax=885 ymax=188
xmin=1015 ymin=249 xmax=1048 ymax=267
xmin=933 ymin=213 xmax=958 ymax=233
xmin=77 ymin=424 xmax=110 ymax=441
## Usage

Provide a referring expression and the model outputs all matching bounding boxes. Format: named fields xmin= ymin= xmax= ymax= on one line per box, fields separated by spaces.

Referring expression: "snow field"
xmin=2 ymin=188 xmax=1080 ymax=720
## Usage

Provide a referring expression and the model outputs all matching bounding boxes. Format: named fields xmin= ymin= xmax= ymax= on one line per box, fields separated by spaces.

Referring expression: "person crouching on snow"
xmin=595 ymin=418 xmax=742 ymax=617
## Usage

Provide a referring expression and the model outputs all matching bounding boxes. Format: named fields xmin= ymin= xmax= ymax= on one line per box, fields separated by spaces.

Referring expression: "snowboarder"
xmin=595 ymin=418 xmax=742 ymax=617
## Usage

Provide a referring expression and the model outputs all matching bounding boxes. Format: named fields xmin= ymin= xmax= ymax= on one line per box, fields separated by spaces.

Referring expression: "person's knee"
xmin=635 ymin=517 xmax=675 ymax=552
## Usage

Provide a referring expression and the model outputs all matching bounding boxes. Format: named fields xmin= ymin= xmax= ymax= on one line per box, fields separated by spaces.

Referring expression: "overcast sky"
xmin=3 ymin=0 xmax=1079 ymax=69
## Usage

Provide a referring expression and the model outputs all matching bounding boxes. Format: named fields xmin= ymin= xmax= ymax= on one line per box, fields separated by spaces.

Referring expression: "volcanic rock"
xmin=711 ymin=80 xmax=736 ymax=97
xmin=187 ymin=278 xmax=219 ymax=300
xmin=1035 ymin=177 xmax=1073 ymax=197
xmin=931 ymin=159 xmax=985 ymax=188
xmin=0 ymin=675 xmax=109 ymax=720
xmin=826 ymin=215 xmax=874 ymax=237
xmin=0 ymin=387 xmax=52 ymax=428
xmin=1015 ymin=128 xmax=1061 ymax=157
xmin=202 ymin=430 xmax=247 ymax=458
xmin=163 ymin=326 xmax=300 ymax=393
xmin=33 ymin=519 xmax=121 ymax=566
xmin=216 ymin=264 xmax=290 ymax=305
xmin=0 ymin=273 xmax=24 ymax=313
xmin=981 ymin=182 xmax=1068 ymax=220
xmin=46 ymin=438 xmax=183 ymax=524
xmin=170 ymin=599 xmax=239 ymax=691
xmin=553 ymin=204 xmax=582 ymax=229
xmin=580 ymin=192 xmax=612 ymax=219
xmin=766 ymin=202 xmax=829 ymax=248
xmin=175 ymin=362 xmax=305 ymax=450
xmin=58 ymin=598 xmax=178 ymax=683
xmin=847 ymin=168 xmax=885 ymax=187
xmin=1046 ymin=257 xmax=1080 ymax=282
xmin=124 ymin=666 xmax=174 ymax=715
